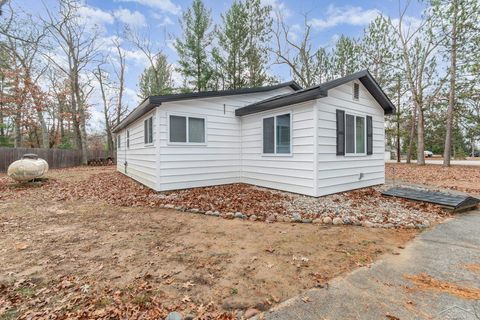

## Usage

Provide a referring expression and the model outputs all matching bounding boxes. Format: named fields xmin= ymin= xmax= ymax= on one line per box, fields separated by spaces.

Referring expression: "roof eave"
xmin=235 ymin=88 xmax=327 ymax=116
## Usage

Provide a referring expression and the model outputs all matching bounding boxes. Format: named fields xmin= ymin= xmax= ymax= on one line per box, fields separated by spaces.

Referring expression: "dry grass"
xmin=0 ymin=166 xmax=417 ymax=319
xmin=405 ymin=273 xmax=480 ymax=300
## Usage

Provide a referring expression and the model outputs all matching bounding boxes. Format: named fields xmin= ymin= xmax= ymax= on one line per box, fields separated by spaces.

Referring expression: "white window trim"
xmin=167 ymin=112 xmax=208 ymax=146
xmin=353 ymin=81 xmax=360 ymax=101
xmin=261 ymin=111 xmax=293 ymax=157
xmin=344 ymin=112 xmax=367 ymax=157
xmin=117 ymin=134 xmax=121 ymax=150
xmin=144 ymin=116 xmax=154 ymax=146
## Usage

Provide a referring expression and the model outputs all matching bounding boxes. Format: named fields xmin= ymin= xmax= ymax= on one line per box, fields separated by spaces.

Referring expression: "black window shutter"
xmin=336 ymin=110 xmax=345 ymax=155
xmin=367 ymin=115 xmax=373 ymax=155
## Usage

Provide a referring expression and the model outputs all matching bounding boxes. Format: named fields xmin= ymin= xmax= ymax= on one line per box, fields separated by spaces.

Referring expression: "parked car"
xmin=424 ymin=150 xmax=433 ymax=158
xmin=474 ymin=150 xmax=480 ymax=157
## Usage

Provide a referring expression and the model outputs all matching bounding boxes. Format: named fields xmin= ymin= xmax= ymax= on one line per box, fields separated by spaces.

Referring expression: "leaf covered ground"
xmin=0 ymin=166 xmax=418 ymax=319
xmin=386 ymin=163 xmax=480 ymax=195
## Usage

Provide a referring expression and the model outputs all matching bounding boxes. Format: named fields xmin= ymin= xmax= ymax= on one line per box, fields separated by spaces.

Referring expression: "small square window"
xmin=144 ymin=117 xmax=153 ymax=144
xmin=263 ymin=113 xmax=291 ymax=154
xmin=353 ymin=83 xmax=360 ymax=100
xmin=169 ymin=114 xmax=206 ymax=144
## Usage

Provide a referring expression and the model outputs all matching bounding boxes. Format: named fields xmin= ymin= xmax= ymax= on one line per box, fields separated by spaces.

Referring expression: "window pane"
xmin=276 ymin=114 xmax=290 ymax=153
xmin=170 ymin=115 xmax=186 ymax=142
xmin=144 ymin=120 xmax=147 ymax=144
xmin=263 ymin=117 xmax=274 ymax=153
xmin=148 ymin=117 xmax=153 ymax=143
xmin=345 ymin=114 xmax=355 ymax=153
xmin=188 ymin=117 xmax=205 ymax=143
xmin=356 ymin=116 xmax=365 ymax=153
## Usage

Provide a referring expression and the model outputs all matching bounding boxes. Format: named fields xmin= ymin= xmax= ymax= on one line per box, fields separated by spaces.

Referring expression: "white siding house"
xmin=112 ymin=70 xmax=395 ymax=197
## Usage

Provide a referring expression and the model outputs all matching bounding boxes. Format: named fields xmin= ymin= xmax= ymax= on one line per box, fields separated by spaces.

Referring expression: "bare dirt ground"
xmin=0 ymin=166 xmax=417 ymax=319
xmin=386 ymin=163 xmax=480 ymax=195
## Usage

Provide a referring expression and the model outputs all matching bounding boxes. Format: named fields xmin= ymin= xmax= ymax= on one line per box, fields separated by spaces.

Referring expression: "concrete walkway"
xmin=265 ymin=211 xmax=480 ymax=320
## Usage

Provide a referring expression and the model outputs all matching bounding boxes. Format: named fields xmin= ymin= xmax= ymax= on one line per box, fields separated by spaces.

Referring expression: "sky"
xmin=14 ymin=0 xmax=425 ymax=132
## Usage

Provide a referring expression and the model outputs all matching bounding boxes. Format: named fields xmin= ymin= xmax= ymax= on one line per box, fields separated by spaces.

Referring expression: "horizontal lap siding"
xmin=157 ymin=88 xmax=294 ymax=191
xmin=317 ymin=82 xmax=385 ymax=196
xmin=116 ymin=109 xmax=158 ymax=190
xmin=241 ymin=102 xmax=315 ymax=196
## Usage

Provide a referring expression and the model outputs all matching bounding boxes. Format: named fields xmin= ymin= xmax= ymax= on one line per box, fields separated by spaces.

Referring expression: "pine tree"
xmin=215 ymin=1 xmax=249 ymax=89
xmin=332 ymin=35 xmax=361 ymax=77
xmin=244 ymin=0 xmax=273 ymax=87
xmin=174 ymin=0 xmax=213 ymax=92
xmin=138 ymin=53 xmax=174 ymax=98
xmin=431 ymin=0 xmax=480 ymax=165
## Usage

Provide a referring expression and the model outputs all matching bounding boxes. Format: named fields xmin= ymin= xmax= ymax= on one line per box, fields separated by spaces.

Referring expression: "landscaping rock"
xmin=165 ymin=312 xmax=183 ymax=320
xmin=332 ymin=217 xmax=343 ymax=225
xmin=184 ymin=315 xmax=194 ymax=320
xmin=322 ymin=217 xmax=332 ymax=224
xmin=266 ymin=214 xmax=276 ymax=223
xmin=302 ymin=219 xmax=312 ymax=223
xmin=249 ymin=215 xmax=258 ymax=221
xmin=361 ymin=221 xmax=374 ymax=228
xmin=312 ymin=218 xmax=322 ymax=224
xmin=212 ymin=211 xmax=220 ymax=216
xmin=235 ymin=212 xmax=246 ymax=219
xmin=164 ymin=204 xmax=175 ymax=209
xmin=190 ymin=208 xmax=200 ymax=213
xmin=291 ymin=212 xmax=302 ymax=222
xmin=244 ymin=308 xmax=260 ymax=319
xmin=225 ymin=212 xmax=234 ymax=219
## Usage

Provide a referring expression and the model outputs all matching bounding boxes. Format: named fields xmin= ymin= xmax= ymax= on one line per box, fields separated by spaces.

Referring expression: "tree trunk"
xmin=36 ymin=109 xmax=49 ymax=148
xmin=74 ymin=73 xmax=88 ymax=165
xmin=443 ymin=1 xmax=457 ymax=166
xmin=14 ymin=103 xmax=23 ymax=147
xmin=406 ymin=105 xmax=417 ymax=163
xmin=417 ymin=105 xmax=425 ymax=165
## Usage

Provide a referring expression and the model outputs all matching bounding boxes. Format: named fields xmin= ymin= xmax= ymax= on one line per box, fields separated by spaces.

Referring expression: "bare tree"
xmin=94 ymin=65 xmax=114 ymax=151
xmin=111 ymin=36 xmax=126 ymax=126
xmin=42 ymin=0 xmax=101 ymax=164
xmin=388 ymin=2 xmax=447 ymax=165
xmin=0 ymin=3 xmax=49 ymax=148
xmin=272 ymin=12 xmax=332 ymax=87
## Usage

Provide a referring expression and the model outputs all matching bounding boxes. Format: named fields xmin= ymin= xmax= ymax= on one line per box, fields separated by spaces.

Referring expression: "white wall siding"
xmin=241 ymin=101 xmax=316 ymax=196
xmin=157 ymin=88 xmax=294 ymax=191
xmin=116 ymin=109 xmax=158 ymax=190
xmin=316 ymin=81 xmax=385 ymax=196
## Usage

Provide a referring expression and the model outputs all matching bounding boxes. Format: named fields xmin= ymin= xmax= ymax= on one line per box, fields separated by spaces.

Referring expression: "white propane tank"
xmin=7 ymin=154 xmax=49 ymax=182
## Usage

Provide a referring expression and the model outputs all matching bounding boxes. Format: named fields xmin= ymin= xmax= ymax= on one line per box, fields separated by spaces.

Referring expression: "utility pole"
xmin=396 ymin=76 xmax=401 ymax=163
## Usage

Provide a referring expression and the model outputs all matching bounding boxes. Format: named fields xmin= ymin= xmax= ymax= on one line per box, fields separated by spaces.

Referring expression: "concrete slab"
xmin=265 ymin=211 xmax=480 ymax=320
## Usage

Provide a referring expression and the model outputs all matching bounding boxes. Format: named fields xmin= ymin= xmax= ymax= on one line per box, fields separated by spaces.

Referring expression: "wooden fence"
xmin=0 ymin=147 xmax=116 ymax=173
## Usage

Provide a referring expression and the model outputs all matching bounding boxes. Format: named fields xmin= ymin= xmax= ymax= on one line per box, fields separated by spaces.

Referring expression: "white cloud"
xmin=114 ymin=8 xmax=146 ymax=27
xmin=261 ymin=0 xmax=291 ymax=18
xmin=78 ymin=6 xmax=114 ymax=27
xmin=115 ymin=0 xmax=181 ymax=15
xmin=309 ymin=5 xmax=380 ymax=30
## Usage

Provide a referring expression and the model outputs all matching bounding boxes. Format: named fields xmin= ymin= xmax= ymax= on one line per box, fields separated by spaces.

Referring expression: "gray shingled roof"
xmin=111 ymin=81 xmax=301 ymax=133
xmin=235 ymin=70 xmax=396 ymax=116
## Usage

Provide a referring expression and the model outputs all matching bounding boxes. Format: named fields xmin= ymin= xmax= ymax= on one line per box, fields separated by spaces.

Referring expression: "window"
xmin=169 ymin=115 xmax=205 ymax=143
xmin=126 ymin=130 xmax=130 ymax=149
xmin=263 ymin=113 xmax=291 ymax=154
xmin=144 ymin=117 xmax=153 ymax=144
xmin=345 ymin=113 xmax=366 ymax=155
xmin=117 ymin=134 xmax=121 ymax=149
xmin=353 ymin=82 xmax=360 ymax=100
